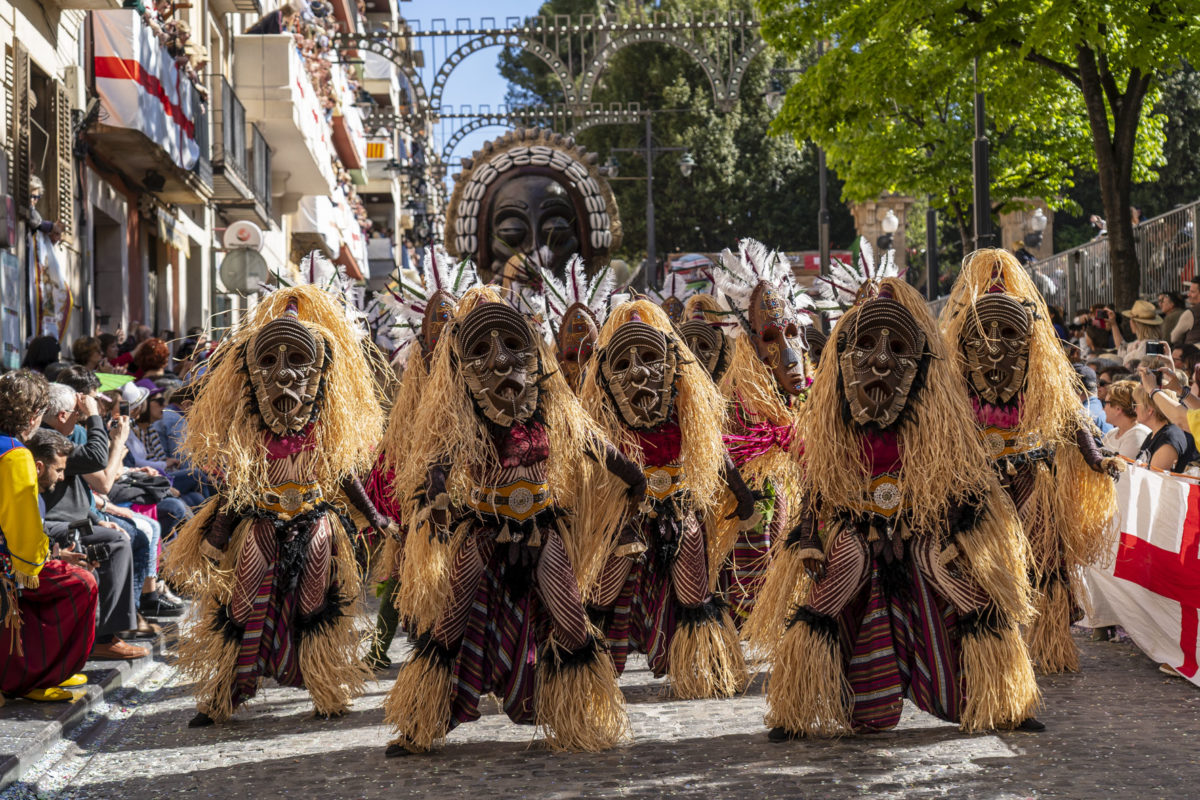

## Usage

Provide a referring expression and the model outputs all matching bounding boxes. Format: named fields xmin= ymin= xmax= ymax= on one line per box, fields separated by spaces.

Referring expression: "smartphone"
xmin=1146 ymin=340 xmax=1169 ymax=357
xmin=119 ymin=401 xmax=130 ymax=416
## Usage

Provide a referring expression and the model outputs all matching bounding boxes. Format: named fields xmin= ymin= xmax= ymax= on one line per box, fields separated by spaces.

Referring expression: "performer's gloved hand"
xmin=721 ymin=455 xmax=759 ymax=525
xmin=784 ymin=513 xmax=824 ymax=581
xmin=200 ymin=507 xmax=235 ymax=565
xmin=1097 ymin=455 xmax=1126 ymax=478
xmin=377 ymin=516 xmax=401 ymax=542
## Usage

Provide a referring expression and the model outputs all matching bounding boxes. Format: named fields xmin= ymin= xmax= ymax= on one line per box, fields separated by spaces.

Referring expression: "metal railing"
xmin=248 ymin=123 xmax=271 ymax=217
xmin=212 ymin=76 xmax=249 ymax=189
xmin=1026 ymin=200 xmax=1199 ymax=315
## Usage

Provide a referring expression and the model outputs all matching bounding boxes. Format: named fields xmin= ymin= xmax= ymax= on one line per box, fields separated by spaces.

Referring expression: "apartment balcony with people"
xmin=232 ymin=33 xmax=337 ymax=201
xmin=86 ymin=9 xmax=212 ymax=204
xmin=210 ymin=76 xmax=272 ymax=227
xmin=330 ymin=62 xmax=368 ymax=173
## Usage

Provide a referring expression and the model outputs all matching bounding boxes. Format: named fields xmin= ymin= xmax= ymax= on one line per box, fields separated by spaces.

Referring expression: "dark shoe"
xmin=768 ymin=726 xmax=797 ymax=742
xmin=1016 ymin=717 xmax=1046 ymax=732
xmin=315 ymin=709 xmax=345 ymax=720
xmin=385 ymin=742 xmax=416 ymax=757
xmin=92 ymin=636 xmax=149 ymax=660
xmin=1091 ymin=626 xmax=1115 ymax=642
xmin=141 ymin=592 xmax=184 ymax=618
xmin=188 ymin=712 xmax=214 ymax=728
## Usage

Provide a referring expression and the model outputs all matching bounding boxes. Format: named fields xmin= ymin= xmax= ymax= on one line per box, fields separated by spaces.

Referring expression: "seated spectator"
xmin=1074 ymin=363 xmax=1114 ymax=434
xmin=72 ymin=336 xmax=103 ymax=371
xmin=132 ymin=338 xmax=177 ymax=383
xmin=1101 ymin=380 xmax=1151 ymax=459
xmin=1112 ymin=300 xmax=1163 ymax=363
xmin=97 ymin=333 xmax=123 ymax=373
xmin=1159 ymin=291 xmax=1185 ymax=341
xmin=38 ymin=384 xmax=148 ymax=658
xmin=1132 ymin=382 xmax=1195 ymax=472
xmin=125 ymin=381 xmax=204 ymax=507
xmin=21 ymin=335 xmax=65 ymax=375
xmin=0 ymin=372 xmax=99 ymax=702
xmin=1169 ymin=278 xmax=1200 ymax=345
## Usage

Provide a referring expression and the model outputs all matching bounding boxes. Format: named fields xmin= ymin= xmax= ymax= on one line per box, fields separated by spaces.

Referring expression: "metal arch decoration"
xmin=436 ymin=103 xmax=644 ymax=165
xmin=725 ymin=38 xmax=768 ymax=108
xmin=334 ymin=33 xmax=430 ymax=114
xmin=428 ymin=33 xmax=577 ymax=111
xmin=578 ymin=29 xmax=729 ymax=110
xmin=440 ymin=115 xmax=554 ymax=166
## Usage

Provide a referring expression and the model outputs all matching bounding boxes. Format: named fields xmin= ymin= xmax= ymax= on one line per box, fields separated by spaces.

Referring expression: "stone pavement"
xmin=1 ymin=628 xmax=1197 ymax=800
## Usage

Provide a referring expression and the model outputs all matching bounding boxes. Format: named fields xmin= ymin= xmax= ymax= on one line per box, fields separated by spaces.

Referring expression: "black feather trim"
xmin=407 ymin=631 xmax=460 ymax=667
xmin=786 ymin=605 xmax=839 ymax=644
xmin=676 ymin=596 xmax=727 ymax=627
xmin=295 ymin=582 xmax=347 ymax=638
xmin=212 ymin=603 xmax=245 ymax=644
xmin=539 ymin=636 xmax=602 ymax=671
xmin=956 ymin=604 xmax=1009 ymax=640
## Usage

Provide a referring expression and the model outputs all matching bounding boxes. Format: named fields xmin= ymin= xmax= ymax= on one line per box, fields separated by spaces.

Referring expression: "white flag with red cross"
xmin=1083 ymin=462 xmax=1200 ymax=686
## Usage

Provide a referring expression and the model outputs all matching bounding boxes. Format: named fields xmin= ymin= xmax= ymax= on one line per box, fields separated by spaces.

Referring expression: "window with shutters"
xmin=51 ymin=82 xmax=75 ymax=237
xmin=8 ymin=43 xmax=31 ymax=220
xmin=26 ymin=65 xmax=74 ymax=239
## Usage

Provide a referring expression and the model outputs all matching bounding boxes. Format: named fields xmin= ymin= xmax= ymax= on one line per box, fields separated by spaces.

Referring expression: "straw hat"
xmin=1123 ymin=299 xmax=1163 ymax=325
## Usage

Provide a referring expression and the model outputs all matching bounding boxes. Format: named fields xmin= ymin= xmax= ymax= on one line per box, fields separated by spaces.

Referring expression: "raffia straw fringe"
xmin=1025 ymin=579 xmax=1080 ymax=674
xmin=372 ymin=536 xmax=402 ymax=584
xmin=667 ymin=610 xmax=748 ymax=699
xmin=743 ymin=543 xmax=811 ymax=658
xmin=1024 ymin=464 xmax=1061 ymax=580
xmin=1054 ymin=445 xmax=1117 ymax=570
xmin=764 ymin=621 xmax=851 ymax=737
xmin=954 ymin=494 xmax=1035 ymax=625
xmin=960 ymin=625 xmax=1042 ymax=732
xmin=706 ymin=495 xmax=739 ymax=592
xmin=298 ymin=609 xmax=369 ymax=715
xmin=176 ymin=596 xmax=241 ymax=722
xmin=535 ymin=650 xmax=629 ymax=752
xmin=383 ymin=650 xmax=452 ymax=752
xmin=397 ymin=516 xmax=468 ymax=631
xmin=161 ymin=496 xmax=222 ymax=594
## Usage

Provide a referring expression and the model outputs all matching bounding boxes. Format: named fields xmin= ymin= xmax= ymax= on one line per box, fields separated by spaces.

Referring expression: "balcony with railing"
xmin=1026 ymin=200 xmax=1200 ymax=315
xmin=87 ymin=9 xmax=212 ymax=204
xmin=211 ymin=76 xmax=271 ymax=226
xmin=233 ymin=34 xmax=336 ymax=200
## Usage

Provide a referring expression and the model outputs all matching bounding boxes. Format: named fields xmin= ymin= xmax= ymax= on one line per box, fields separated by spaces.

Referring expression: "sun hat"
xmin=1123 ymin=299 xmax=1163 ymax=325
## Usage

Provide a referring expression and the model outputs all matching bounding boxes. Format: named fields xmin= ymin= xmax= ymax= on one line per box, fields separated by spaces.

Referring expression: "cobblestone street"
xmin=1 ymin=627 xmax=1197 ymax=800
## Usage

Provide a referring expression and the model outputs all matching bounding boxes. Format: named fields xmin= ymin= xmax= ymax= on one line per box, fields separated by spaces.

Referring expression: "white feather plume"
xmin=539 ymin=255 xmax=614 ymax=333
xmin=375 ymin=252 xmax=480 ymax=368
xmin=713 ymin=238 xmax=809 ymax=337
xmin=812 ymin=236 xmax=900 ymax=315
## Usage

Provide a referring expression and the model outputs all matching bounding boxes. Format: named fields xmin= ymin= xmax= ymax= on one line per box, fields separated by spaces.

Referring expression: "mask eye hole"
xmin=785 ymin=323 xmax=799 ymax=339
xmin=890 ymin=338 xmax=907 ymax=355
xmin=857 ymin=334 xmax=876 ymax=351
xmin=286 ymin=351 xmax=308 ymax=367
xmin=471 ymin=341 xmax=491 ymax=358
xmin=503 ymin=335 xmax=524 ymax=351
xmin=614 ymin=357 xmax=630 ymax=372
xmin=1001 ymin=326 xmax=1017 ymax=339
xmin=259 ymin=353 xmax=277 ymax=369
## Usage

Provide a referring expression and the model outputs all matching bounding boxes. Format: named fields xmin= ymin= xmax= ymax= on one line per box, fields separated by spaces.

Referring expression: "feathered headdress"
xmin=539 ymin=255 xmax=615 ymax=332
xmin=714 ymin=238 xmax=814 ymax=338
xmin=374 ymin=245 xmax=479 ymax=368
xmin=812 ymin=237 xmax=900 ymax=319
xmin=261 ymin=250 xmax=371 ymax=341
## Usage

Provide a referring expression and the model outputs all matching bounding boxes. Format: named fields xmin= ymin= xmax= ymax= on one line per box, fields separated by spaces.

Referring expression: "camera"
xmin=1146 ymin=341 xmax=1169 ymax=357
xmin=1096 ymin=309 xmax=1110 ymax=320
xmin=65 ymin=520 xmax=111 ymax=563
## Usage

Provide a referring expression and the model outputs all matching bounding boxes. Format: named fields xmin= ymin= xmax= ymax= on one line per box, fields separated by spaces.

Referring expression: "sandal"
xmin=57 ymin=673 xmax=88 ymax=688
xmin=23 ymin=687 xmax=77 ymax=702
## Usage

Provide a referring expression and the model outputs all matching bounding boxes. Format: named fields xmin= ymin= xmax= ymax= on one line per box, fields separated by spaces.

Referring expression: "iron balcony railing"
xmin=249 ymin=123 xmax=271 ymax=217
xmin=1027 ymin=199 xmax=1199 ymax=315
xmin=212 ymin=76 xmax=250 ymax=191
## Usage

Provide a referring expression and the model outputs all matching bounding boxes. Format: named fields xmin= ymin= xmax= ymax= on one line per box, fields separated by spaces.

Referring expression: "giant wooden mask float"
xmin=446 ymin=128 xmax=621 ymax=284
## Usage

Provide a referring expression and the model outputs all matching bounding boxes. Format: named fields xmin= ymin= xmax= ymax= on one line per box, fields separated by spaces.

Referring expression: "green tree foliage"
xmin=756 ymin=0 xmax=1199 ymax=308
xmin=496 ymin=0 xmax=858 ymax=267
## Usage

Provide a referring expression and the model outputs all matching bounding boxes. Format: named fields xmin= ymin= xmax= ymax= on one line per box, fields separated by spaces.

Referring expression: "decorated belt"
xmin=979 ymin=426 xmax=1043 ymax=461
xmin=467 ymin=479 xmax=552 ymax=522
xmin=849 ymin=474 xmax=903 ymax=518
xmin=257 ymin=481 xmax=324 ymax=518
xmin=643 ymin=464 xmax=687 ymax=502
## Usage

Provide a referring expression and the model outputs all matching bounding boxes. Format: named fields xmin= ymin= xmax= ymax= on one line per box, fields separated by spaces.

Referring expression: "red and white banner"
xmin=1082 ymin=462 xmax=1200 ymax=686
xmin=93 ymin=10 xmax=199 ymax=171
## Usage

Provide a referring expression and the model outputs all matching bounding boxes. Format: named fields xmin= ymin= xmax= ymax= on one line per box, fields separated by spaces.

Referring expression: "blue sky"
xmin=399 ymin=0 xmax=546 ymax=172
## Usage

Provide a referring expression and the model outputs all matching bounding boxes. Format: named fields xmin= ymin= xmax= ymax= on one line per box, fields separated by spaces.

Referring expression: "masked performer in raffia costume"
xmin=166 ymin=284 xmax=394 ymax=727
xmin=710 ymin=240 xmax=812 ymax=630
xmin=579 ymin=299 xmax=756 ymax=698
xmin=539 ymin=254 xmax=615 ymax=394
xmin=382 ymin=286 xmax=645 ymax=756
xmin=941 ymin=248 xmax=1120 ymax=674
xmin=749 ymin=245 xmax=1041 ymax=739
xmin=365 ymin=247 xmax=479 ymax=669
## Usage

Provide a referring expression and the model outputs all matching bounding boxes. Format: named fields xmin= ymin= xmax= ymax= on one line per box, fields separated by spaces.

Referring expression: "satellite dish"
xmin=223 ymin=221 xmax=264 ymax=251
xmin=219 ymin=249 xmax=270 ymax=296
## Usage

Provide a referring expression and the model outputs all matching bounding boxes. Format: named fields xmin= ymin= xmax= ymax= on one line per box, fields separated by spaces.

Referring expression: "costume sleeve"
xmin=200 ymin=496 xmax=237 ymax=559
xmin=720 ymin=454 xmax=756 ymax=521
xmin=341 ymin=475 xmax=390 ymax=530
xmin=1075 ymin=417 xmax=1108 ymax=470
xmin=66 ymin=416 xmax=110 ymax=475
xmin=597 ymin=440 xmax=645 ymax=500
xmin=782 ymin=500 xmax=822 ymax=561
xmin=0 ymin=448 xmax=49 ymax=583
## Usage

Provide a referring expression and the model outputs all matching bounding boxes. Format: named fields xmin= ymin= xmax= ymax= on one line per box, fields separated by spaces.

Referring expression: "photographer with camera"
xmin=0 ymin=373 xmax=100 ymax=702
xmin=1110 ymin=300 xmax=1164 ymax=365
xmin=38 ymin=384 xmax=146 ymax=659
xmin=1132 ymin=351 xmax=1199 ymax=473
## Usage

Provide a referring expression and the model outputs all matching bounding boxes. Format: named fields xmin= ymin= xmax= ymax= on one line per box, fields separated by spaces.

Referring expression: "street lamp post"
xmin=609 ymin=111 xmax=695 ymax=290
xmin=925 ymin=199 xmax=938 ymax=299
xmin=972 ymin=56 xmax=995 ymax=250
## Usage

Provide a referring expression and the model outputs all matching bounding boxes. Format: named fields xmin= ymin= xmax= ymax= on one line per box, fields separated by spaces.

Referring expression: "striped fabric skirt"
xmin=838 ymin=555 xmax=963 ymax=731
xmin=0 ymin=560 xmax=98 ymax=696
